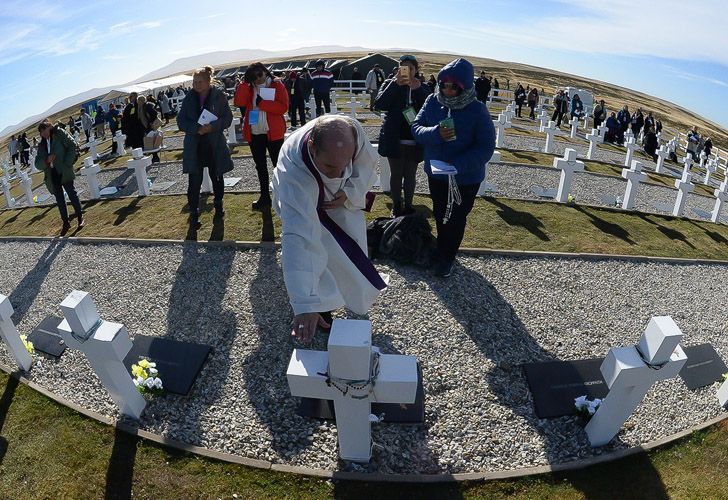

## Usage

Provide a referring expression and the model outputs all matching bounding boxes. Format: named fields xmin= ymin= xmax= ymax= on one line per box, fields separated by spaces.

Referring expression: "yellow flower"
xmin=139 ymin=359 xmax=150 ymax=369
xmin=131 ymin=365 xmax=146 ymax=378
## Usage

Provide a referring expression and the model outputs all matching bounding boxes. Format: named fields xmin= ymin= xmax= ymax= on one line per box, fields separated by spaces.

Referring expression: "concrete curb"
xmin=0 ymin=361 xmax=725 ymax=483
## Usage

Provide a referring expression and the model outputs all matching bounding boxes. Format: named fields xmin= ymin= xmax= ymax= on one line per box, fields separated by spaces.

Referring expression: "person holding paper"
xmin=412 ymin=58 xmax=495 ymax=278
xmin=177 ymin=66 xmax=234 ymax=227
xmin=271 ymin=115 xmax=386 ymax=343
xmin=375 ymin=54 xmax=429 ymax=217
xmin=234 ymin=62 xmax=289 ymax=210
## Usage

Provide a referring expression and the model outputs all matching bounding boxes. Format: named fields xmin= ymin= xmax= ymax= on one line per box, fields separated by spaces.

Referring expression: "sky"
xmin=1 ymin=0 xmax=727 ymax=134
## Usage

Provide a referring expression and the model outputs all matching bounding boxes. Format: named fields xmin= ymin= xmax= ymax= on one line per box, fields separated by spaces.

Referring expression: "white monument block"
xmin=621 ymin=160 xmax=647 ymax=210
xmin=308 ymin=95 xmax=317 ymax=119
xmin=126 ymin=149 xmax=152 ymax=197
xmin=0 ymin=294 xmax=33 ymax=371
xmin=585 ymin=316 xmax=687 ymax=446
xmin=543 ymin=121 xmax=558 ymax=154
xmin=477 ymin=150 xmax=501 ymax=196
xmin=57 ymin=290 xmax=146 ymax=419
xmin=704 ymin=158 xmax=717 ymax=186
xmin=287 ymin=320 xmax=418 ymax=462
xmin=597 ymin=124 xmax=608 ymax=142
xmin=80 ymin=157 xmax=102 ymax=200
xmin=553 ymin=148 xmax=584 ymax=203
xmin=538 ymin=111 xmax=549 ymax=133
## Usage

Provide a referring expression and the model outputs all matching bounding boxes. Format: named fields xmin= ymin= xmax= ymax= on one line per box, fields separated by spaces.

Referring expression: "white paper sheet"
xmin=198 ymin=109 xmax=218 ymax=126
xmin=430 ymin=160 xmax=457 ymax=175
xmin=259 ymin=87 xmax=276 ymax=101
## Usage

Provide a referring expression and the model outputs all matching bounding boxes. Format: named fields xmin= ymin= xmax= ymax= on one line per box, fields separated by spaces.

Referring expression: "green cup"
xmin=439 ymin=117 xmax=456 ymax=141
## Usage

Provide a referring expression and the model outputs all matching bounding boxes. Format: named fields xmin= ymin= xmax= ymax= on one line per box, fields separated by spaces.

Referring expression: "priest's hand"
xmin=291 ymin=312 xmax=331 ymax=343
xmin=322 ymin=190 xmax=347 ymax=210
xmin=198 ymin=124 xmax=212 ymax=135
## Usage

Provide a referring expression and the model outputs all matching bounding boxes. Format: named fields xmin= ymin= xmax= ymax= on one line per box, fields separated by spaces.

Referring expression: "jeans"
xmin=249 ymin=134 xmax=284 ymax=200
xmin=428 ymin=176 xmax=479 ymax=262
xmin=314 ymin=92 xmax=331 ymax=116
xmin=387 ymin=144 xmax=420 ymax=208
xmin=50 ymin=169 xmax=82 ymax=223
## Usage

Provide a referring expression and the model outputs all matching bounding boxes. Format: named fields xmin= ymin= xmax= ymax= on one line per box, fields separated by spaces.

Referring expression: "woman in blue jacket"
xmin=375 ymin=54 xmax=430 ymax=216
xmin=412 ymin=58 xmax=496 ymax=278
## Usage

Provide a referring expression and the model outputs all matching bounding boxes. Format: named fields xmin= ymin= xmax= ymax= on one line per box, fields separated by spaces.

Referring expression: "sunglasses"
xmin=439 ymin=82 xmax=460 ymax=90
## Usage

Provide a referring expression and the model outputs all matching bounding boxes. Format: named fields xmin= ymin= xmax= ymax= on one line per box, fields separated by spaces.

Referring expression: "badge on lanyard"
xmin=402 ymin=106 xmax=416 ymax=125
xmin=249 ymin=109 xmax=260 ymax=125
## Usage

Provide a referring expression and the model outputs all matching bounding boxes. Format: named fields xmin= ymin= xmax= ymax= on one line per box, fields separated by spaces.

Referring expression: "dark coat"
xmin=122 ymin=103 xmax=145 ymax=149
xmin=176 ymin=87 xmax=234 ymax=176
xmin=35 ymin=126 xmax=77 ymax=192
xmin=375 ymin=78 xmax=429 ymax=159
xmin=643 ymin=131 xmax=658 ymax=156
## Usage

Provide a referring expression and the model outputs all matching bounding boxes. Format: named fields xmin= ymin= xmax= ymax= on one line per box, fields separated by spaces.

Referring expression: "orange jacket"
xmin=234 ymin=80 xmax=289 ymax=143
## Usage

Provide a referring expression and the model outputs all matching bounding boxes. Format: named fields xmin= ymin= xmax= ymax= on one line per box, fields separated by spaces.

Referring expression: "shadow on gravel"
xmin=0 ymin=375 xmax=20 ymax=466
xmin=104 ymin=426 xmax=139 ymax=500
xmin=260 ymin=207 xmax=275 ymax=242
xmin=9 ymin=239 xmax=65 ymax=324
xmin=573 ymin=206 xmax=635 ymax=245
xmin=485 ymin=198 xmax=550 ymax=241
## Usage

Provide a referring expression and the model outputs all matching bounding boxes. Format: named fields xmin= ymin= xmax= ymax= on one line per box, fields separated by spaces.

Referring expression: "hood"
xmin=437 ymin=58 xmax=474 ymax=90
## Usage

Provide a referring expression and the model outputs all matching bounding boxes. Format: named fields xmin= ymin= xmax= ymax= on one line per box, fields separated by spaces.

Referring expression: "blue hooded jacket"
xmin=411 ymin=58 xmax=496 ymax=185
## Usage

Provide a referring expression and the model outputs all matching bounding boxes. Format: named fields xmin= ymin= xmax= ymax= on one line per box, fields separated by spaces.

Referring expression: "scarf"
xmin=436 ymin=85 xmax=477 ymax=110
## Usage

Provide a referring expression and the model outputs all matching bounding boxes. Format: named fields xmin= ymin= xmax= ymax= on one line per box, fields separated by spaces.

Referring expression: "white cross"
xmin=330 ymin=90 xmax=338 ymax=113
xmin=623 ymin=137 xmax=638 ymax=167
xmin=343 ymin=98 xmax=363 ymax=120
xmin=87 ymin=135 xmax=100 ymax=161
xmin=0 ymin=294 xmax=33 ymax=371
xmin=227 ymin=117 xmax=241 ymax=145
xmin=57 ymin=290 xmax=147 ymax=419
xmin=18 ymin=170 xmax=34 ymax=206
xmin=287 ymin=320 xmax=418 ymax=462
xmin=126 ymin=148 xmax=152 ymax=197
xmin=494 ymin=113 xmax=511 ymax=148
xmin=597 ymin=124 xmax=608 ymax=142
xmin=308 ymin=95 xmax=317 ymax=119
xmin=655 ymin=145 xmax=669 ymax=174
xmin=553 ymin=148 xmax=584 ymax=203
xmin=700 ymin=151 xmax=707 ymax=170
xmin=377 ymin=154 xmax=391 ymax=193
xmin=582 ymin=114 xmax=590 ymax=130
xmin=477 ymin=150 xmax=501 ymax=196
xmin=2 ymin=164 xmax=10 ymax=184
xmin=569 ymin=116 xmax=579 ymax=139
xmin=673 ymin=157 xmax=695 ymax=217
xmin=113 ymin=131 xmax=127 ymax=157
xmin=621 ymin=160 xmax=647 ymax=210
xmin=537 ymin=111 xmax=550 ymax=132
xmin=80 ymin=157 xmax=102 ymax=200
xmin=624 ymin=128 xmax=635 ymax=144
xmin=586 ymin=128 xmax=600 ymax=160
xmin=585 ymin=316 xmax=687 ymax=446
xmin=1 ymin=179 xmax=16 ymax=209
xmin=711 ymin=179 xmax=728 ymax=223
xmin=543 ymin=120 xmax=558 ymax=154
xmin=704 ymin=157 xmax=717 ymax=186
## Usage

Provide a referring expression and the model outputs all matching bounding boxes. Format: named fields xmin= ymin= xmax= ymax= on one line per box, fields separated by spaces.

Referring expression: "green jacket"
xmin=35 ymin=126 xmax=77 ymax=192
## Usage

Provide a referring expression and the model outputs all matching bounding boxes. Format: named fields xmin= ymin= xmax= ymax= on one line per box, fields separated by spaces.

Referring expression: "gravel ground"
xmin=1 ymin=240 xmax=727 ymax=474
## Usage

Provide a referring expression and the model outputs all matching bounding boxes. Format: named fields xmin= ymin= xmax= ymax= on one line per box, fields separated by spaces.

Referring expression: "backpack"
xmin=366 ymin=213 xmax=437 ymax=267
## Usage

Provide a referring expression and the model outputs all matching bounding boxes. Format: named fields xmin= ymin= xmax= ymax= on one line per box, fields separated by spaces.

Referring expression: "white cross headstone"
xmin=711 ymin=179 xmax=728 ymax=223
xmin=586 ymin=128 xmax=600 ymax=160
xmin=543 ymin=121 xmax=558 ymax=154
xmin=699 ymin=151 xmax=707 ymax=170
xmin=18 ymin=170 xmax=34 ymax=206
xmin=538 ymin=111 xmax=549 ymax=132
xmin=494 ymin=113 xmax=511 ymax=148
xmin=227 ymin=117 xmax=241 ymax=145
xmin=287 ymin=320 xmax=418 ymax=462
xmin=504 ymin=103 xmax=516 ymax=122
xmin=87 ymin=135 xmax=100 ymax=161
xmin=343 ymin=97 xmax=363 ymax=119
xmin=597 ymin=124 xmax=608 ymax=142
xmin=583 ymin=114 xmax=590 ymax=130
xmin=704 ymin=157 xmax=717 ymax=186
xmin=29 ymin=152 xmax=39 ymax=174
xmin=673 ymin=157 xmax=694 ymax=217
xmin=623 ymin=138 xmax=638 ymax=167
xmin=377 ymin=155 xmax=391 ymax=192
xmin=57 ymin=290 xmax=146 ymax=419
xmin=0 ymin=294 xmax=33 ymax=371
xmin=2 ymin=164 xmax=10 ymax=184
xmin=569 ymin=117 xmax=579 ymax=139
xmin=126 ymin=148 xmax=152 ymax=197
xmin=80 ymin=157 xmax=102 ymax=200
xmin=621 ymin=160 xmax=648 ymax=210
xmin=553 ymin=148 xmax=584 ymax=203
xmin=308 ymin=95 xmax=317 ymax=119
xmin=477 ymin=150 xmax=501 ymax=196
xmin=1 ymin=179 xmax=16 ymax=209
xmin=624 ymin=128 xmax=635 ymax=144
xmin=655 ymin=145 xmax=669 ymax=174
xmin=330 ymin=90 xmax=338 ymax=113
xmin=113 ymin=131 xmax=127 ymax=157
xmin=585 ymin=316 xmax=687 ymax=447
xmin=73 ymin=130 xmax=81 ymax=145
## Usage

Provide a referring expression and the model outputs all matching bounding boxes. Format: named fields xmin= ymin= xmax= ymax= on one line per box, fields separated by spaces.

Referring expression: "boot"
xmin=60 ymin=220 xmax=71 ymax=236
xmin=252 ymin=196 xmax=271 ymax=210
xmin=214 ymin=201 xmax=225 ymax=218
xmin=189 ymin=209 xmax=200 ymax=228
xmin=390 ymin=200 xmax=402 ymax=217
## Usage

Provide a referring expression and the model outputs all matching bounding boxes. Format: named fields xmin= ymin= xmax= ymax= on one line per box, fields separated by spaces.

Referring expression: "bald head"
xmin=308 ymin=116 xmax=358 ymax=178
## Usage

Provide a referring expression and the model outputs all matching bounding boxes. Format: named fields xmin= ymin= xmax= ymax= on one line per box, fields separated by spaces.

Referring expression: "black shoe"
xmin=252 ymin=197 xmax=271 ymax=210
xmin=189 ymin=209 xmax=200 ymax=228
xmin=433 ymin=258 xmax=454 ymax=278
xmin=402 ymin=205 xmax=416 ymax=216
xmin=60 ymin=220 xmax=71 ymax=236
xmin=391 ymin=201 xmax=402 ymax=218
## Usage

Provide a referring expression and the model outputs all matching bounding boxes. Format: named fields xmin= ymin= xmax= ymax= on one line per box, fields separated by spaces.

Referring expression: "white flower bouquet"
xmin=131 ymin=358 xmax=164 ymax=395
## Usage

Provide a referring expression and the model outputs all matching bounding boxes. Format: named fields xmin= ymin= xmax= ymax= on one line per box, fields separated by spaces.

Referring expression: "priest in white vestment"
xmin=271 ymin=115 xmax=387 ymax=342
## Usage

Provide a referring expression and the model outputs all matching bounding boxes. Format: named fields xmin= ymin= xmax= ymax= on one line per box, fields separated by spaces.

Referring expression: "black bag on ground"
xmin=367 ymin=213 xmax=437 ymax=267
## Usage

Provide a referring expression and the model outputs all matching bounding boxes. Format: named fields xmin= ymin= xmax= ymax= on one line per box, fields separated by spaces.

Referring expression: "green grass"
xmin=1 ymin=192 xmax=728 ymax=261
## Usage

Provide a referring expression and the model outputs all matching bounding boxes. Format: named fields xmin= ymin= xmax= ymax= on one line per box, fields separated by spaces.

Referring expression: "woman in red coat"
xmin=234 ymin=62 xmax=289 ymax=209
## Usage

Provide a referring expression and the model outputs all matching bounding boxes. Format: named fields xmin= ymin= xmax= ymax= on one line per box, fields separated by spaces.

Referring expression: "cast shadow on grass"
xmin=104 ymin=427 xmax=139 ymax=500
xmin=573 ymin=206 xmax=635 ymax=245
xmin=0 ymin=375 xmax=20 ymax=466
xmin=637 ymin=214 xmax=695 ymax=250
xmin=24 ymin=206 xmax=55 ymax=227
xmin=686 ymin=219 xmax=728 ymax=245
xmin=484 ymin=197 xmax=550 ymax=241
xmin=112 ymin=197 xmax=142 ymax=226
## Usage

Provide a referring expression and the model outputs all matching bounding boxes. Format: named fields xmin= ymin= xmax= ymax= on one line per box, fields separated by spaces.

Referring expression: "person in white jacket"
xmin=271 ymin=115 xmax=387 ymax=342
xmin=365 ymin=64 xmax=386 ymax=111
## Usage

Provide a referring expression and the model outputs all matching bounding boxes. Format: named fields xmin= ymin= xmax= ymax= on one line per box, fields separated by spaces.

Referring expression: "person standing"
xmin=514 ymin=83 xmax=526 ymax=118
xmin=106 ymin=103 xmax=121 ymax=154
xmin=35 ymin=119 xmax=84 ymax=235
xmin=593 ymin=99 xmax=607 ymax=129
xmin=234 ymin=62 xmax=289 ymax=210
xmin=631 ymin=108 xmax=644 ymax=137
xmin=159 ymin=92 xmax=173 ymax=125
xmin=18 ymin=133 xmax=30 ymax=167
xmin=644 ymin=111 xmax=655 ymax=135
xmin=474 ymin=71 xmax=490 ymax=103
xmin=365 ymin=63 xmax=386 ymax=111
xmin=375 ymin=54 xmax=429 ymax=217
xmin=177 ymin=66 xmax=234 ymax=227
xmin=286 ymin=71 xmax=307 ymax=128
xmin=527 ymin=87 xmax=539 ymax=119
xmin=310 ymin=59 xmax=334 ymax=116
xmin=570 ymin=93 xmax=584 ymax=120
xmin=351 ymin=66 xmax=363 ymax=94
xmin=616 ymin=105 xmax=631 ymax=144
xmin=136 ymin=95 xmax=161 ymax=163
xmin=412 ymin=58 xmax=496 ymax=278
xmin=122 ymin=92 xmax=145 ymax=150
xmin=93 ymin=106 xmax=106 ymax=140
xmin=492 ymin=77 xmax=499 ymax=97
xmin=79 ymin=108 xmax=93 ymax=142
xmin=7 ymin=135 xmax=18 ymax=166
xmin=642 ymin=125 xmax=658 ymax=161
xmin=551 ymin=90 xmax=567 ymax=127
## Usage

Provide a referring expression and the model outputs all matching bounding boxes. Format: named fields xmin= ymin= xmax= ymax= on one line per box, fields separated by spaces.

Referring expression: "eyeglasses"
xmin=439 ymin=82 xmax=460 ymax=90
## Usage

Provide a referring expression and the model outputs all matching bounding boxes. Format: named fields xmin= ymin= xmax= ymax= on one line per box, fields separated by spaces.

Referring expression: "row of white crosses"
xmin=0 ymin=290 xmax=146 ymax=419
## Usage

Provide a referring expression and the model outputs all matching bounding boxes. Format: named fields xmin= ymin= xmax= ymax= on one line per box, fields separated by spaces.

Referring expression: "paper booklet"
xmin=198 ymin=109 xmax=218 ymax=125
xmin=430 ymin=160 xmax=457 ymax=175
xmin=259 ymin=87 xmax=276 ymax=101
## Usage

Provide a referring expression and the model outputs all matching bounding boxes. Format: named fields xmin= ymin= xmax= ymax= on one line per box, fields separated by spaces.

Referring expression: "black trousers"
xmin=551 ymin=109 xmax=564 ymax=127
xmin=187 ymin=168 xmax=224 ymax=213
xmin=314 ymin=92 xmax=331 ymax=115
xmin=289 ymin=99 xmax=306 ymax=127
xmin=387 ymin=144 xmax=419 ymax=207
xmin=528 ymin=103 xmax=536 ymax=119
xmin=428 ymin=176 xmax=479 ymax=262
xmin=250 ymin=134 xmax=283 ymax=200
xmin=50 ymin=169 xmax=82 ymax=223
